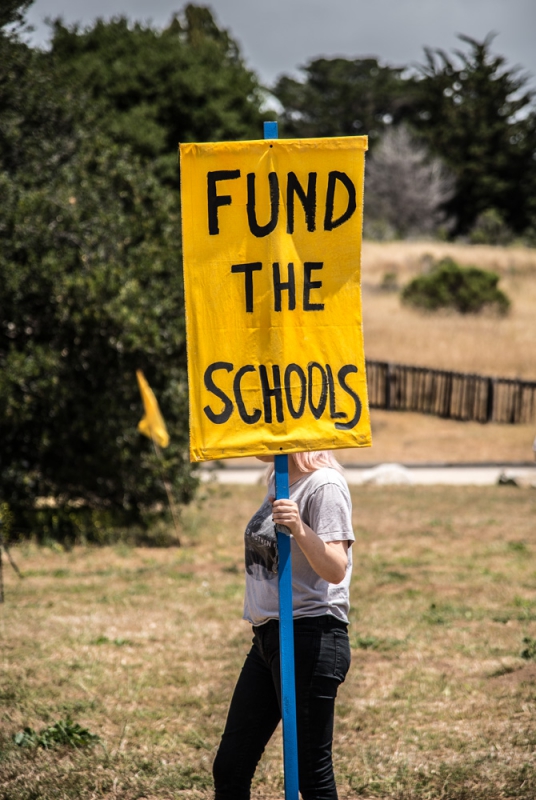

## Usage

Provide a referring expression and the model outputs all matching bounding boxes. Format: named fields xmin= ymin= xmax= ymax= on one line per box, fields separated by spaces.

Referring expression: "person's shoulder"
xmin=305 ymin=466 xmax=349 ymax=493
xmin=302 ymin=468 xmax=352 ymax=516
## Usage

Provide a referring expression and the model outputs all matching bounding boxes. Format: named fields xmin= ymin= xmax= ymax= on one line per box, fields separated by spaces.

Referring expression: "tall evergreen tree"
xmin=409 ymin=34 xmax=536 ymax=235
xmin=273 ymin=57 xmax=417 ymax=145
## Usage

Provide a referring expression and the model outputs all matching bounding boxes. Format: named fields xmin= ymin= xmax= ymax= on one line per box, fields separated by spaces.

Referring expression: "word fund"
xmin=207 ymin=170 xmax=357 ymax=237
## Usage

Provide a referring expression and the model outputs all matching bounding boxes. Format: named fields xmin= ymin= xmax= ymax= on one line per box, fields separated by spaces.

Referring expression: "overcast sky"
xmin=24 ymin=0 xmax=536 ymax=90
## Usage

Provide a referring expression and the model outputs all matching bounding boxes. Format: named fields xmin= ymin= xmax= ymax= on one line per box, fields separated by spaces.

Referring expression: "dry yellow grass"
xmin=1 ymin=483 xmax=535 ymax=799
xmin=338 ymin=410 xmax=536 ymax=465
xmin=361 ymin=242 xmax=536 ymax=379
xmin=362 ymin=241 xmax=536 ymax=283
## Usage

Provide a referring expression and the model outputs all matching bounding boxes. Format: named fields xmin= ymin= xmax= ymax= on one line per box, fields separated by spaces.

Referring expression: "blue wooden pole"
xmin=264 ymin=119 xmax=299 ymax=800
xmin=274 ymin=454 xmax=299 ymax=800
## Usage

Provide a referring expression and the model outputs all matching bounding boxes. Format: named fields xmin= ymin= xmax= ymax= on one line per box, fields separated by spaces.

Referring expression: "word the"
xmin=231 ymin=261 xmax=324 ymax=312
xmin=203 ymin=361 xmax=362 ymax=431
xmin=207 ymin=169 xmax=357 ymax=237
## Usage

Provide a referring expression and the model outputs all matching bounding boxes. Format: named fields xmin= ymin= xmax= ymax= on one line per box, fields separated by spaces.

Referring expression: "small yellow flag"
xmin=136 ymin=370 xmax=170 ymax=448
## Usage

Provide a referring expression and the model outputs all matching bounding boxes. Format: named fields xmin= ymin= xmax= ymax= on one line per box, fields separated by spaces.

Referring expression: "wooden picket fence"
xmin=366 ymin=361 xmax=536 ymax=424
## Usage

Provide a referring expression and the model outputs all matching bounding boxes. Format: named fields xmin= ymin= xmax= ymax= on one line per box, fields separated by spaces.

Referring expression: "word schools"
xmin=203 ymin=360 xmax=363 ymax=430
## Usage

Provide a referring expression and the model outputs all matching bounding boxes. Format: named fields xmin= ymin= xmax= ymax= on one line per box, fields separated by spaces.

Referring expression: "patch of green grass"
xmin=508 ymin=540 xmax=530 ymax=554
xmin=422 ymin=602 xmax=474 ymax=625
xmin=521 ymin=636 xmax=536 ymax=660
xmin=379 ymin=569 xmax=408 ymax=584
xmin=52 ymin=568 xmax=70 ymax=578
xmin=14 ymin=718 xmax=101 ymax=749
xmin=344 ymin=755 xmax=536 ymax=799
xmin=126 ymin=581 xmax=150 ymax=595
xmin=91 ymin=636 xmax=133 ymax=647
xmin=351 ymin=634 xmax=406 ymax=652
xmin=0 ymin=682 xmax=21 ymax=705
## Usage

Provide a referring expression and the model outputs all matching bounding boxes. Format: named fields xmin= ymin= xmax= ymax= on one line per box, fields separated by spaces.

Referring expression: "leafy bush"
xmin=521 ymin=220 xmax=536 ymax=248
xmin=380 ymin=271 xmax=399 ymax=292
xmin=469 ymin=208 xmax=514 ymax=245
xmin=401 ymin=257 xmax=510 ymax=315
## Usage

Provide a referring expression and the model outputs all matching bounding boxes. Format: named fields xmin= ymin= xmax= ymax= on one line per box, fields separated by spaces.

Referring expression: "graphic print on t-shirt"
xmin=245 ymin=498 xmax=278 ymax=581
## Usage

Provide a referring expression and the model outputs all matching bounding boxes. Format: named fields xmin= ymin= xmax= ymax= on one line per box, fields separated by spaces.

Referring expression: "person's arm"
xmin=270 ymin=497 xmax=349 ymax=584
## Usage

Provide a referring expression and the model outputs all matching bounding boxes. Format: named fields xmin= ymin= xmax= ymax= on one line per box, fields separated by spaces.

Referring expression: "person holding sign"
xmin=180 ymin=134 xmax=368 ymax=799
xmin=213 ymin=450 xmax=353 ymax=800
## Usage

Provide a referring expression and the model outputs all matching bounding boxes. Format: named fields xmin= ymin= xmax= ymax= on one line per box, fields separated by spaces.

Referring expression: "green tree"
xmin=273 ymin=57 xmax=416 ymax=144
xmin=46 ymin=5 xmax=267 ymax=185
xmin=273 ymin=38 xmax=536 ymax=238
xmin=409 ymin=34 xmax=536 ymax=235
xmin=0 ymin=9 xmax=196 ymax=533
xmin=0 ymin=0 xmax=31 ymax=28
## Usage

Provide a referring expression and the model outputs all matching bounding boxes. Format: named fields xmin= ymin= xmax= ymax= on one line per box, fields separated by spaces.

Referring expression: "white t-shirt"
xmin=243 ymin=467 xmax=354 ymax=626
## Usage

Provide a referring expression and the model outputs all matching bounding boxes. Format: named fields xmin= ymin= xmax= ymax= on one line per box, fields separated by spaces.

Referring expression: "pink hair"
xmin=292 ymin=451 xmax=343 ymax=474
xmin=265 ymin=450 xmax=343 ymax=482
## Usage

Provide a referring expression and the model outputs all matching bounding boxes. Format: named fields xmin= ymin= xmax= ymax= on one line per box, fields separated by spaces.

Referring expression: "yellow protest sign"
xmin=180 ymin=136 xmax=371 ymax=462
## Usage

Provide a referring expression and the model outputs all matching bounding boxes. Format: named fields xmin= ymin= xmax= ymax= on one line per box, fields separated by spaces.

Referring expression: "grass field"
xmin=1 ymin=482 xmax=535 ymax=799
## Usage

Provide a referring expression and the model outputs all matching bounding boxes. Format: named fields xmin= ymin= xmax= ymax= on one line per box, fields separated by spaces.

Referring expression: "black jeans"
xmin=213 ymin=615 xmax=351 ymax=800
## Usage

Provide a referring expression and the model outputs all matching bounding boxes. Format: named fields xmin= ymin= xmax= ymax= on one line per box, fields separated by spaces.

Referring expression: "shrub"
xmin=380 ymin=271 xmax=399 ymax=292
xmin=401 ymin=257 xmax=510 ymax=315
xmin=469 ymin=208 xmax=514 ymax=245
